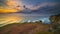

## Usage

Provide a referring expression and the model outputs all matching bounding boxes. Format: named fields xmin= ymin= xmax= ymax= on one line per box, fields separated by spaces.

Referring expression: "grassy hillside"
xmin=0 ymin=23 xmax=53 ymax=34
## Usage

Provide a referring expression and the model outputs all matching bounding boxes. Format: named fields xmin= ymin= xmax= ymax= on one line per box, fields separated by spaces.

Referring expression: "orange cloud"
xmin=0 ymin=0 xmax=24 ymax=13
xmin=0 ymin=7 xmax=17 ymax=13
xmin=6 ymin=0 xmax=24 ymax=11
xmin=7 ymin=0 xmax=18 ymax=7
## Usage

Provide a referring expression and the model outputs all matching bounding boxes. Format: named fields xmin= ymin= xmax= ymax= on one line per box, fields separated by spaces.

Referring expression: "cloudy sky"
xmin=0 ymin=0 xmax=60 ymax=13
xmin=0 ymin=0 xmax=60 ymax=25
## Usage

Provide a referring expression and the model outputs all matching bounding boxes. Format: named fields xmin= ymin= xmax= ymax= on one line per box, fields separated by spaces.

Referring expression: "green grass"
xmin=36 ymin=31 xmax=53 ymax=34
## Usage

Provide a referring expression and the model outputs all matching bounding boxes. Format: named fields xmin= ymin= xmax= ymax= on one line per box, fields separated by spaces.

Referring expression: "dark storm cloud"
xmin=31 ymin=4 xmax=60 ymax=15
xmin=20 ymin=3 xmax=60 ymax=15
xmin=0 ymin=0 xmax=6 ymax=6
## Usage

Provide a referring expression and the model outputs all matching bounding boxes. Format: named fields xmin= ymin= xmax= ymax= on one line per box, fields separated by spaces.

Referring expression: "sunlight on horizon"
xmin=0 ymin=14 xmax=25 ymax=26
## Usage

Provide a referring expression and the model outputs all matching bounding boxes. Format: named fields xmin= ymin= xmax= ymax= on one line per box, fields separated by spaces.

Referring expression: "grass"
xmin=5 ymin=30 xmax=11 ymax=34
xmin=0 ymin=23 xmax=54 ymax=34
xmin=36 ymin=31 xmax=53 ymax=34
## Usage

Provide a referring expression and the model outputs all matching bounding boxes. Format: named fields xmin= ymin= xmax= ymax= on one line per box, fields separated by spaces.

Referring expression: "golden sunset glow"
xmin=0 ymin=14 xmax=25 ymax=25
xmin=6 ymin=0 xmax=24 ymax=11
xmin=0 ymin=0 xmax=24 ymax=13
xmin=0 ymin=6 xmax=24 ymax=13
xmin=0 ymin=7 xmax=17 ymax=13
xmin=7 ymin=0 xmax=18 ymax=6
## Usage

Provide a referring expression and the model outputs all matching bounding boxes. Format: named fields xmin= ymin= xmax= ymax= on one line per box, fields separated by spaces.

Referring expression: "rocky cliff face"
xmin=50 ymin=14 xmax=60 ymax=24
xmin=49 ymin=14 xmax=60 ymax=34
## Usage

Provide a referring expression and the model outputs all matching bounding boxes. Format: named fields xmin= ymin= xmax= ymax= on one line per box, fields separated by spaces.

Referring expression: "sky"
xmin=0 ymin=0 xmax=60 ymax=26
xmin=0 ymin=0 xmax=60 ymax=12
